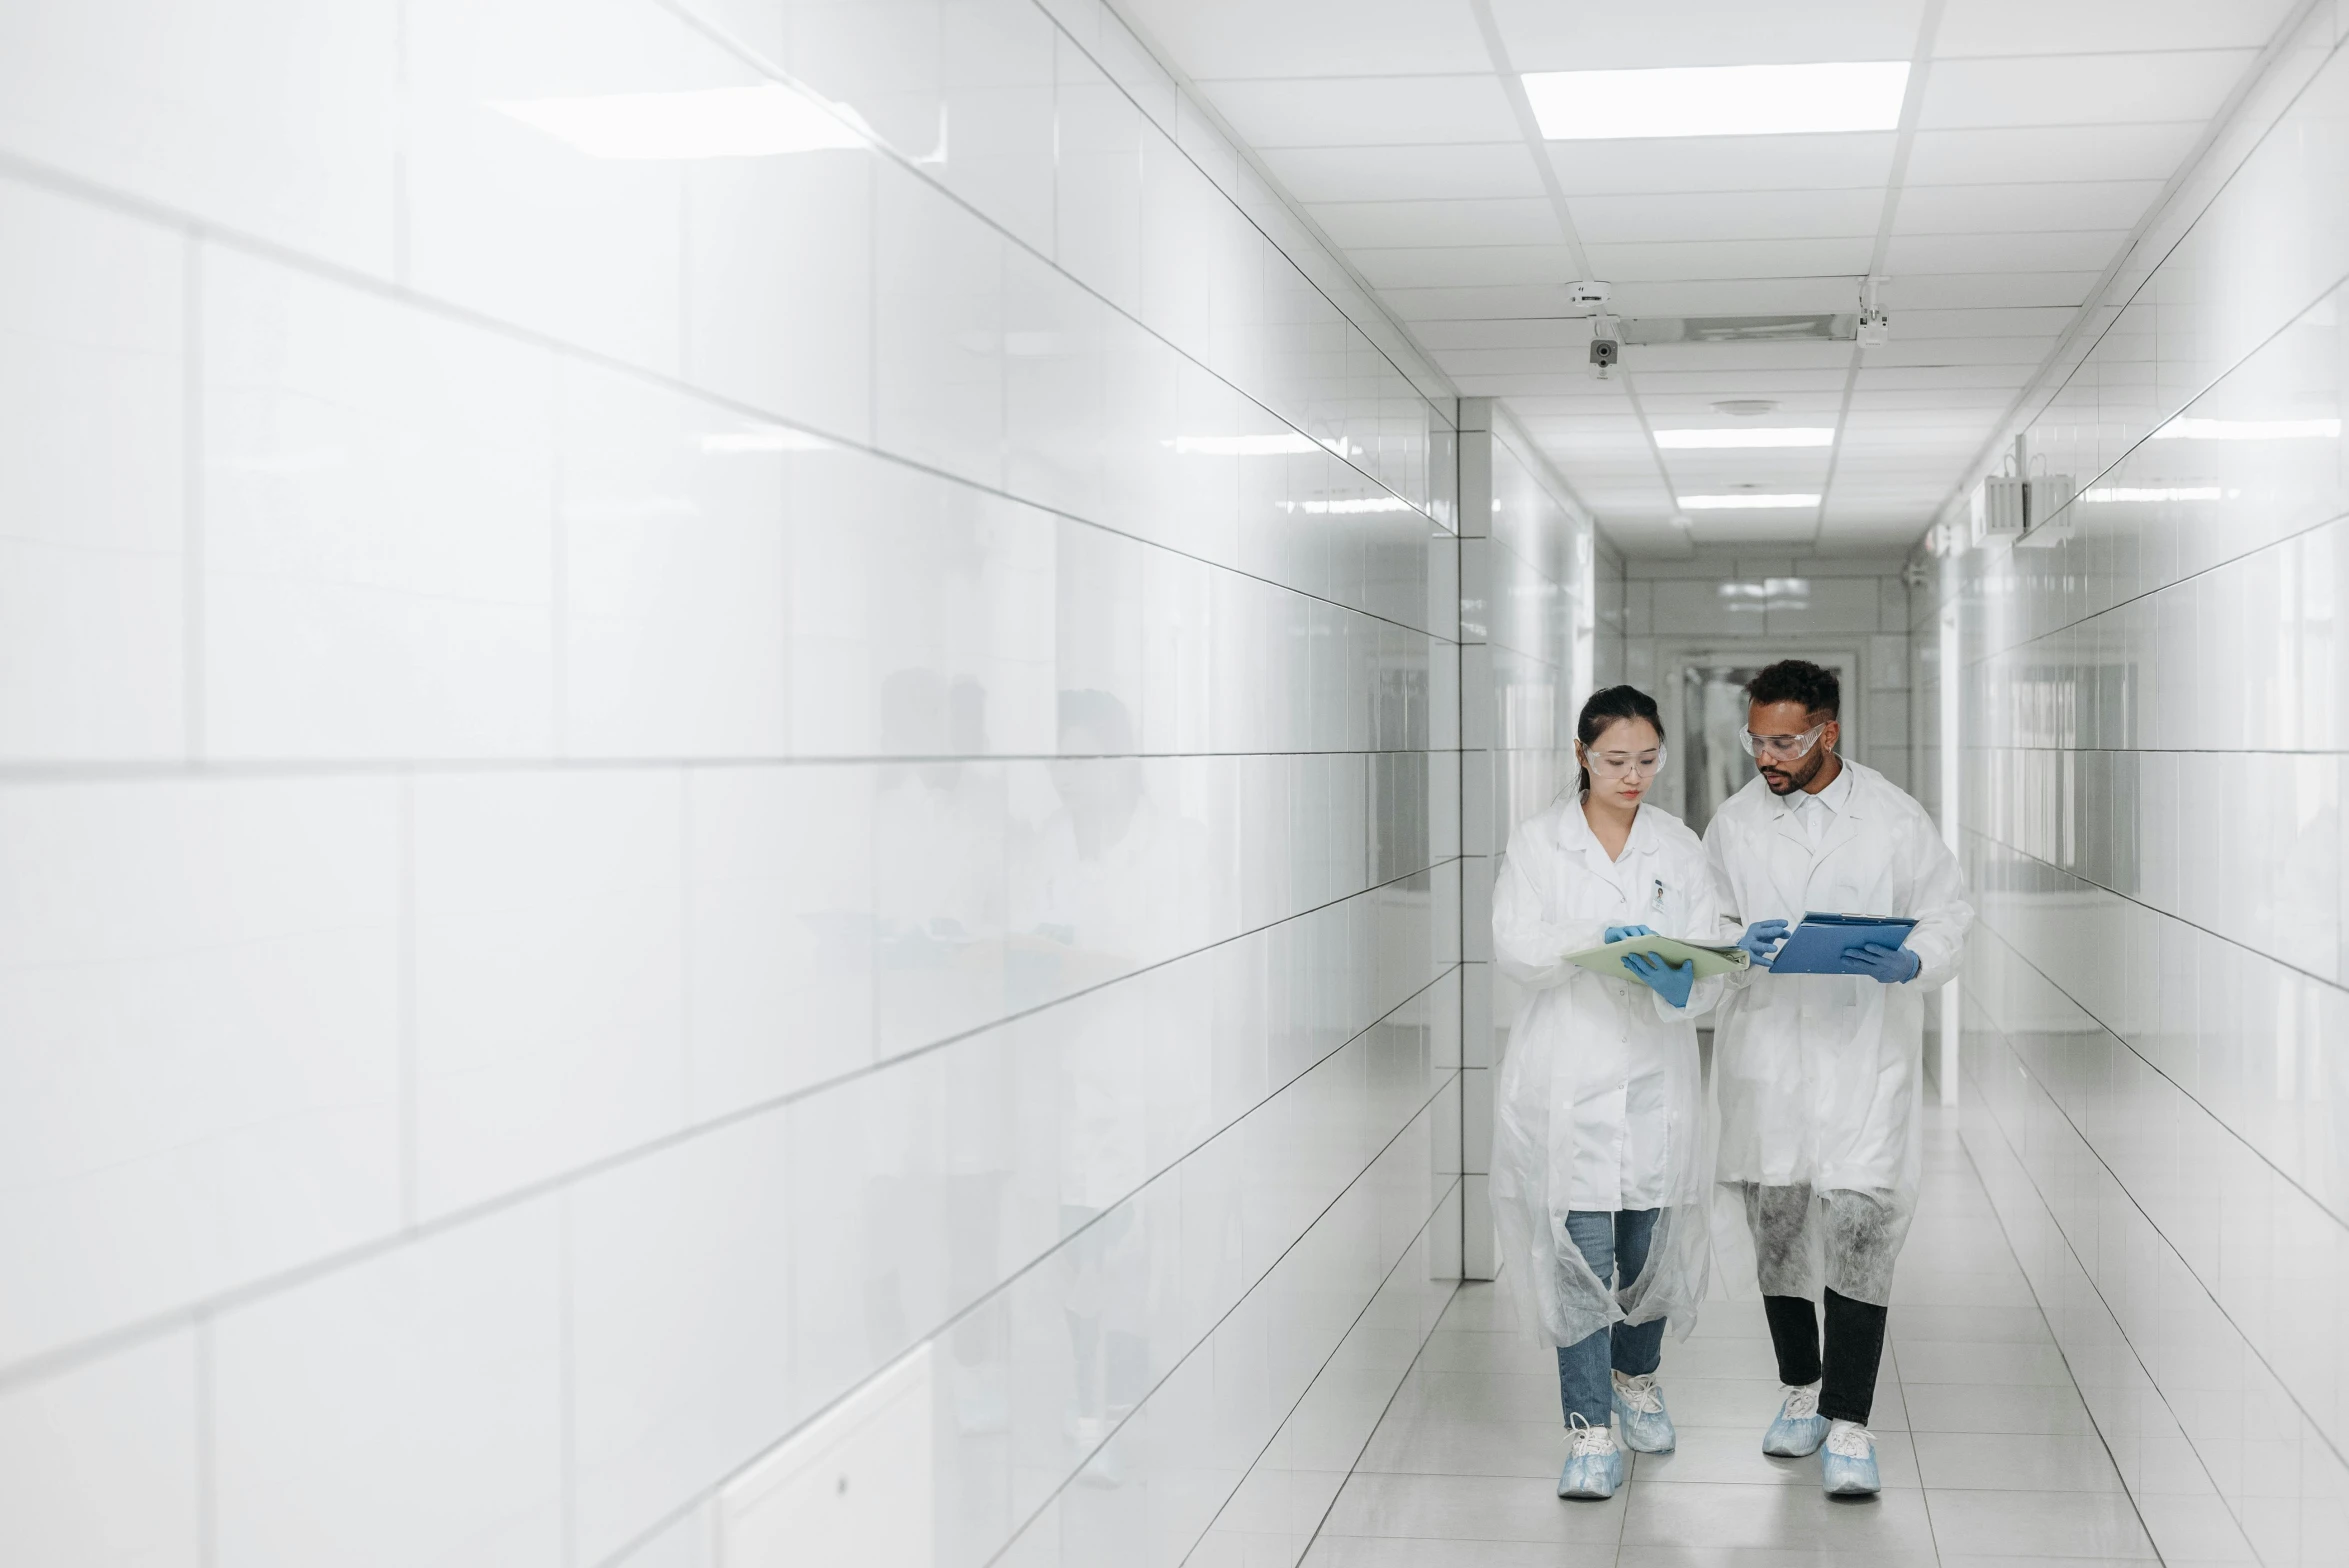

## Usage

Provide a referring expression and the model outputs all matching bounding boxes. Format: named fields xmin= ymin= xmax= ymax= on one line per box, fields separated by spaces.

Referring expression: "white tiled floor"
xmin=1303 ymin=1108 xmax=2158 ymax=1567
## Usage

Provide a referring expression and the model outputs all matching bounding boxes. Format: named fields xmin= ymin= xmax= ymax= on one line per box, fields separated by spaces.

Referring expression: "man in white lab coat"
xmin=1703 ymin=659 xmax=1972 ymax=1497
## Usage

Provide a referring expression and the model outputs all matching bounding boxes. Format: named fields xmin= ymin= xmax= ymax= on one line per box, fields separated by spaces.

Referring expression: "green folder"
xmin=1564 ymin=933 xmax=1752 ymax=981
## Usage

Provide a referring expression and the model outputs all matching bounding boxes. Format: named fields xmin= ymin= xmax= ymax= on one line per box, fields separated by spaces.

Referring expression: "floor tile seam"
xmin=1962 ymin=884 xmax=2349 ymax=1235
xmin=1962 ymin=939 xmax=2349 ymax=1478
xmin=1167 ymin=1184 xmax=1467 ymax=1568
xmin=1946 ymin=1091 xmax=2217 ymax=1567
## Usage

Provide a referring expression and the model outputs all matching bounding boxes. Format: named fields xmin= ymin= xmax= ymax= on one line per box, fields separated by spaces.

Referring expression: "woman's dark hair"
xmin=1746 ymin=658 xmax=1840 ymax=718
xmin=1575 ymin=685 xmax=1665 ymax=797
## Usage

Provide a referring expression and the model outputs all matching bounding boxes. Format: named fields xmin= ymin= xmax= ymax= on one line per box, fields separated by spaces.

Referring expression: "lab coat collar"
xmin=1748 ymin=759 xmax=1877 ymax=912
xmin=1559 ymin=794 xmax=1662 ymax=872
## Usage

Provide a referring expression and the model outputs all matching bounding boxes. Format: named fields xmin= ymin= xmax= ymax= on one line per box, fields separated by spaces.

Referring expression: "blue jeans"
xmin=1555 ymin=1208 xmax=1666 ymax=1428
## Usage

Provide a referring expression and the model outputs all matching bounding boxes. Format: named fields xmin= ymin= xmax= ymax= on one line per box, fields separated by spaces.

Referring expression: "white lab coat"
xmin=1703 ymin=758 xmax=1973 ymax=1304
xmin=1491 ymin=797 xmax=1721 ymax=1347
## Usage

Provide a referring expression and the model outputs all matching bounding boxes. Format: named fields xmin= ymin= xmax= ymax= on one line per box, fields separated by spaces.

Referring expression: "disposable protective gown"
xmin=1703 ymin=759 xmax=1973 ymax=1305
xmin=1491 ymin=798 xmax=1722 ymax=1348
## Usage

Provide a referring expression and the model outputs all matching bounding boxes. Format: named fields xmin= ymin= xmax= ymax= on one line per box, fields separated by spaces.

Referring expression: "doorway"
xmin=1675 ymin=650 xmax=1859 ymax=835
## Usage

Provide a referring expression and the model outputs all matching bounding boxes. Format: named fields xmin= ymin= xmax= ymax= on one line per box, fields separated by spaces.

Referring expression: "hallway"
xmin=1309 ymin=1107 xmax=2156 ymax=1567
xmin=4 ymin=0 xmax=2348 ymax=1563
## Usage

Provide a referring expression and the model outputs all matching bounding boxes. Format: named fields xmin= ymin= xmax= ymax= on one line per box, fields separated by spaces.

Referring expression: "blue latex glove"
xmin=1623 ymin=951 xmax=1696 ymax=1009
xmin=1845 ymin=942 xmax=1921 ymax=984
xmin=1603 ymin=924 xmax=1655 ymax=944
xmin=1735 ymin=919 xmax=1790 ymax=968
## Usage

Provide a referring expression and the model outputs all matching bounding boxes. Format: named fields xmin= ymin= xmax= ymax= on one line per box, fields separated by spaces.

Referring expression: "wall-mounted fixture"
xmin=1856 ymin=276 xmax=1889 ymax=348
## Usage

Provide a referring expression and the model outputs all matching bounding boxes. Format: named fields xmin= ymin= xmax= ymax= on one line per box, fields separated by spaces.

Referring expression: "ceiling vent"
xmin=1619 ymin=313 xmax=1858 ymax=345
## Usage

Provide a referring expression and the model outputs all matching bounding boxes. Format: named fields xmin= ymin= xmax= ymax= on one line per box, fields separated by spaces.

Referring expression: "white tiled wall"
xmin=0 ymin=2 xmax=1521 ymax=1564
xmin=1931 ymin=13 xmax=2349 ymax=1565
xmin=1456 ymin=401 xmax=1605 ymax=1279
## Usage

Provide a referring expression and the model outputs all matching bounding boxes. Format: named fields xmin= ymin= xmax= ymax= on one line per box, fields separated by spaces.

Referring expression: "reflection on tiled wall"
xmin=1620 ymin=555 xmax=1915 ymax=820
xmin=0 ymin=2 xmax=1489 ymax=1564
xmin=1457 ymin=402 xmax=1608 ymax=1278
xmin=1932 ymin=13 xmax=2349 ymax=1566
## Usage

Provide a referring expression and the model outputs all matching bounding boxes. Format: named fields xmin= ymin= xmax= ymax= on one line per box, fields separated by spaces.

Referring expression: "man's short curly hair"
xmin=1746 ymin=659 xmax=1840 ymax=719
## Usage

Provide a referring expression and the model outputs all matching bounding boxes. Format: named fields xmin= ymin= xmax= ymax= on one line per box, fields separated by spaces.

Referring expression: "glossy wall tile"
xmin=1930 ymin=13 xmax=2349 ymax=1566
xmin=0 ymin=0 xmax=1594 ymax=1564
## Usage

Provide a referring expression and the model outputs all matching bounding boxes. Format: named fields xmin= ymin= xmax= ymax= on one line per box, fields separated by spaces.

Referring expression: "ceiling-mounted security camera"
xmin=1588 ymin=335 xmax=1619 ymax=378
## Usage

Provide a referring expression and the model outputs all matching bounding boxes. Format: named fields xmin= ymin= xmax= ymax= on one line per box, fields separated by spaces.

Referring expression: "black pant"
xmin=1763 ymin=1289 xmax=1887 ymax=1425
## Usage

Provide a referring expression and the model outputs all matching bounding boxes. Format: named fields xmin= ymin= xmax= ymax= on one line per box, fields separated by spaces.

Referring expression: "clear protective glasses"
xmin=1738 ymin=721 xmax=1828 ymax=762
xmin=1583 ymin=742 xmax=1667 ymax=779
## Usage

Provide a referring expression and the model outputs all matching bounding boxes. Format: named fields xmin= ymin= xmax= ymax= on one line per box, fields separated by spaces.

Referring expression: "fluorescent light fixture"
xmin=2080 ymin=485 xmax=2223 ymax=503
xmin=1523 ymin=62 xmax=1909 ymax=140
xmin=1654 ymin=427 xmax=1834 ymax=449
xmin=2151 ymin=416 xmax=2341 ymax=441
xmin=700 ymin=428 xmax=833 ymax=453
xmin=1677 ymin=493 xmax=1820 ymax=510
xmin=494 ymin=83 xmax=868 ymax=159
xmin=1278 ymin=497 xmax=1416 ymax=515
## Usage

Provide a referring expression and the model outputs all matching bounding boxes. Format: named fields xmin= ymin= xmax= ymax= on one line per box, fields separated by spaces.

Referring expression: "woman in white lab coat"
xmin=1490 ymin=685 xmax=1722 ymax=1502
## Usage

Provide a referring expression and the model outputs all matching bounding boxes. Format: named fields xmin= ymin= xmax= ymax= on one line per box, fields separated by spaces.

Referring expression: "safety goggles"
xmin=1738 ymin=722 xmax=1828 ymax=762
xmin=1582 ymin=743 xmax=1667 ymax=779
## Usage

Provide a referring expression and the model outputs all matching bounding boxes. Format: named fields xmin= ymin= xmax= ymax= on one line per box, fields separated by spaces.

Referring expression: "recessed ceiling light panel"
xmin=1523 ymin=62 xmax=1910 ymax=140
xmin=1677 ymin=493 xmax=1822 ymax=509
xmin=1655 ymin=428 xmax=1834 ymax=449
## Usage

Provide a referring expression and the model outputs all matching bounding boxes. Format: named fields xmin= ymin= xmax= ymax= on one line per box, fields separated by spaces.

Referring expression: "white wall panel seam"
xmin=1959 ymin=930 xmax=2349 ymax=1481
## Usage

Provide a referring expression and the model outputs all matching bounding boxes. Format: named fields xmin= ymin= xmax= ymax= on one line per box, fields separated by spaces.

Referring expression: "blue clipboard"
xmin=1768 ymin=911 xmax=1917 ymax=975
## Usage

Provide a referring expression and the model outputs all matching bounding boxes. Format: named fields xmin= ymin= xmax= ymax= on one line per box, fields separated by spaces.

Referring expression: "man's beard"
xmin=1761 ymin=747 xmax=1828 ymax=795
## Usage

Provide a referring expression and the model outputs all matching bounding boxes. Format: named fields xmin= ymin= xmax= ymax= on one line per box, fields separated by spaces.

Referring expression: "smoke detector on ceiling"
xmin=1568 ymin=278 xmax=1612 ymax=308
xmin=1713 ymin=399 xmax=1778 ymax=417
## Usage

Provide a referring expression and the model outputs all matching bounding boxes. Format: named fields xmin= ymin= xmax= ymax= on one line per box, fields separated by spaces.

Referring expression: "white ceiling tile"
xmin=1606 ymin=278 xmax=1866 ymax=315
xmin=1846 ymin=387 xmax=2019 ymax=408
xmin=1628 ymin=368 xmax=1853 ymax=393
xmin=1903 ymin=122 xmax=2201 ymax=184
xmin=1889 ymin=305 xmax=2077 ymax=336
xmin=1918 ymin=51 xmax=2253 ymax=129
xmin=1261 ymin=143 xmax=1542 ymax=202
xmin=1935 ymin=0 xmax=2298 ymax=57
xmin=1583 ymin=236 xmax=1876 ymax=281
xmin=1453 ymin=372 xmax=1622 ymax=395
xmin=1857 ymin=335 xmax=2057 ymax=367
xmin=1569 ymin=188 xmax=1883 ymax=243
xmin=1414 ymin=316 xmax=1591 ymax=350
xmin=1548 ymin=134 xmax=1896 ymax=195
xmin=1688 ymin=514 xmax=1819 ymax=544
xmin=1310 ymin=197 xmax=1564 ymax=249
xmin=1115 ymin=0 xmax=1492 ymax=77
xmin=1379 ymin=283 xmax=1581 ymax=319
xmin=1430 ymin=345 xmax=1590 ymax=376
xmin=1631 ymin=391 xmax=1848 ymax=414
xmin=1490 ymin=0 xmax=1925 ymax=70
xmin=1882 ymin=271 xmax=2100 ymax=308
xmin=1894 ymin=180 xmax=2163 ymax=235
xmin=1197 ymin=74 xmax=1521 ymax=147
xmin=1853 ymin=364 xmax=2034 ymax=389
xmin=1626 ymin=342 xmax=1856 ymax=373
xmin=1883 ymin=230 xmax=2125 ymax=274
xmin=1355 ymin=244 xmax=1574 ymax=288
